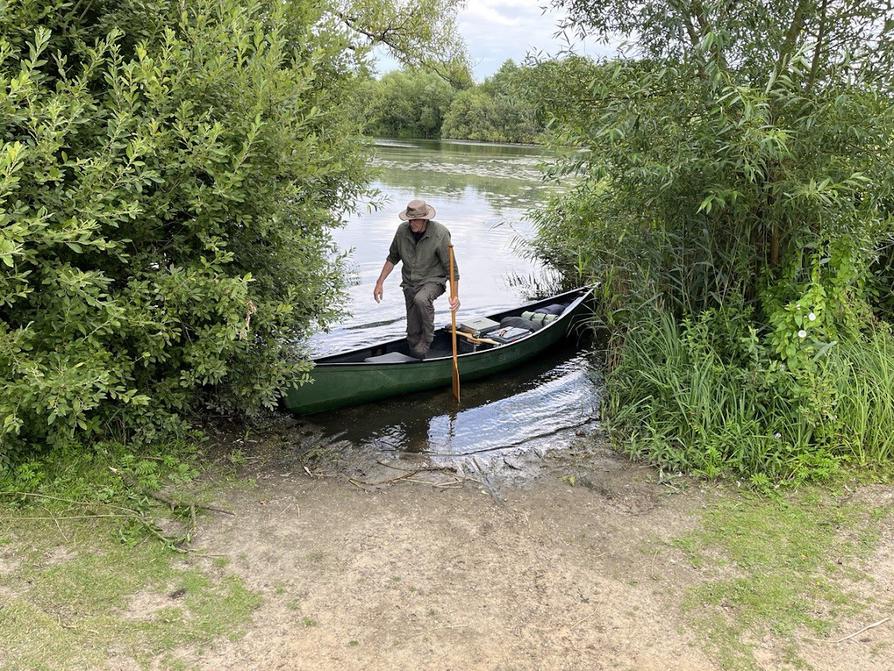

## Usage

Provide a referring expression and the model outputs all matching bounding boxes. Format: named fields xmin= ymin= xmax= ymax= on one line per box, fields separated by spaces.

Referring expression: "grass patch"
xmin=0 ymin=436 xmax=245 ymax=551
xmin=0 ymin=515 xmax=261 ymax=670
xmin=0 ymin=438 xmax=262 ymax=669
xmin=674 ymin=489 xmax=891 ymax=670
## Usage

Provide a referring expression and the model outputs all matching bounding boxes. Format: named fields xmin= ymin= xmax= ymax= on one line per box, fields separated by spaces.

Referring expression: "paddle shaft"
xmin=448 ymin=245 xmax=460 ymax=402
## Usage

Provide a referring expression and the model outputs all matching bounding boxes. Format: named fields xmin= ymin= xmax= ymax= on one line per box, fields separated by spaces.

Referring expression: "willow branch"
xmin=807 ymin=0 xmax=830 ymax=92
xmin=775 ymin=0 xmax=811 ymax=74
xmin=333 ymin=10 xmax=467 ymax=88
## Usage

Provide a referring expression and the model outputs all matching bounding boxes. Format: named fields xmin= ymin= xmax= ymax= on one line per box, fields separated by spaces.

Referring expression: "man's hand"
xmin=449 ymin=296 xmax=460 ymax=312
xmin=374 ymin=282 xmax=384 ymax=303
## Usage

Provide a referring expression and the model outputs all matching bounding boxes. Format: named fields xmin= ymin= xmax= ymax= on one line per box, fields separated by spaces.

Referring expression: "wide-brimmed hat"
xmin=399 ymin=199 xmax=436 ymax=221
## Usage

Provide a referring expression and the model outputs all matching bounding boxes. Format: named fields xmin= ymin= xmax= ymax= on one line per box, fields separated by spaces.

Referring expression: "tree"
xmin=364 ymin=69 xmax=456 ymax=138
xmin=555 ymin=0 xmax=894 ymax=89
xmin=441 ymin=89 xmax=497 ymax=140
xmin=531 ymin=1 xmax=894 ymax=480
xmin=441 ymin=60 xmax=541 ymax=142
xmin=539 ymin=0 xmax=894 ymax=314
xmin=0 ymin=0 xmax=464 ymax=452
xmin=331 ymin=0 xmax=471 ymax=87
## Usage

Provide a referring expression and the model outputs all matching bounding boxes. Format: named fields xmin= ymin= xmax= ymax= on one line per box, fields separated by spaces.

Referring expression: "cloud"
xmin=374 ymin=0 xmax=620 ymax=80
xmin=460 ymin=2 xmax=524 ymax=28
xmin=457 ymin=0 xmax=616 ymax=78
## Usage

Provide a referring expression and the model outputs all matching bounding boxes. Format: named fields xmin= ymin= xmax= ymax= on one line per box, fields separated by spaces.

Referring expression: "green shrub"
xmin=530 ymin=2 xmax=894 ymax=483
xmin=0 ymin=0 xmax=370 ymax=454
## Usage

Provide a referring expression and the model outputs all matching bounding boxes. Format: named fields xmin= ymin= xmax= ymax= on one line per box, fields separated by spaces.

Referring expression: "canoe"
xmin=284 ymin=286 xmax=594 ymax=414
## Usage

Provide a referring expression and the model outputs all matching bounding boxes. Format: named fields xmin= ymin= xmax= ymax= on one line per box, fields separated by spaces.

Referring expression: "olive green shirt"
xmin=387 ymin=220 xmax=459 ymax=288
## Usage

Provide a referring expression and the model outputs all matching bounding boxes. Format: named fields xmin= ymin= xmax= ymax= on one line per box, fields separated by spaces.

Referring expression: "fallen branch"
xmin=142 ymin=487 xmax=234 ymax=517
xmin=2 ymin=484 xmax=211 ymax=551
xmin=431 ymin=478 xmax=465 ymax=488
xmin=376 ymin=460 xmax=457 ymax=473
xmin=0 ymin=514 xmax=133 ymax=521
xmin=0 ymin=491 xmax=140 ymax=515
xmin=108 ymin=467 xmax=234 ymax=516
xmin=42 ymin=504 xmax=69 ymax=544
xmin=831 ymin=617 xmax=890 ymax=643
xmin=142 ymin=521 xmax=190 ymax=552
xmin=403 ymin=477 xmax=463 ymax=488
xmin=185 ymin=549 xmax=228 ymax=559
xmin=349 ymin=468 xmax=441 ymax=487
xmin=353 ymin=470 xmax=418 ymax=487
xmin=54 ymin=616 xmax=99 ymax=636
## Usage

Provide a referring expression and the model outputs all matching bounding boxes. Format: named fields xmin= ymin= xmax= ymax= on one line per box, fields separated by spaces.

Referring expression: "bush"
xmin=529 ymin=2 xmax=894 ymax=483
xmin=0 ymin=0 xmax=369 ymax=454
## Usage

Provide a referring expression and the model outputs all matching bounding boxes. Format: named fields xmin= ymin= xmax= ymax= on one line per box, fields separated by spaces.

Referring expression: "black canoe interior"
xmin=316 ymin=287 xmax=589 ymax=365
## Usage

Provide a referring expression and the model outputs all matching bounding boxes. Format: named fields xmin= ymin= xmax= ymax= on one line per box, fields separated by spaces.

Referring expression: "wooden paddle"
xmin=448 ymin=244 xmax=460 ymax=403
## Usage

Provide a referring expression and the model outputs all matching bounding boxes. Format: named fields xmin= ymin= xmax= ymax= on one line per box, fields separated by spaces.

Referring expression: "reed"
xmin=831 ymin=332 xmax=894 ymax=464
xmin=607 ymin=311 xmax=894 ymax=484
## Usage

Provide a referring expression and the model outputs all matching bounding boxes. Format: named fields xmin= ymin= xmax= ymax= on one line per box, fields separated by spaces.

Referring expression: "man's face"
xmin=409 ymin=218 xmax=428 ymax=232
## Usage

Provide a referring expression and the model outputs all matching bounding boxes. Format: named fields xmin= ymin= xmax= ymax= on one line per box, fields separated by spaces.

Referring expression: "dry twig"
xmin=831 ymin=617 xmax=890 ymax=643
xmin=0 ymin=491 xmax=140 ymax=515
xmin=376 ymin=460 xmax=457 ymax=474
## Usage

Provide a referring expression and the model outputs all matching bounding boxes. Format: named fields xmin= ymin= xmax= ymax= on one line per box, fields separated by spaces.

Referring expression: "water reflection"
xmin=309 ymin=345 xmax=601 ymax=459
xmin=372 ymin=138 xmax=554 ymax=208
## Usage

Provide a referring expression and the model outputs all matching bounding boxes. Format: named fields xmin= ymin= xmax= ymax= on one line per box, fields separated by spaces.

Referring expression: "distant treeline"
xmin=358 ymin=59 xmax=557 ymax=144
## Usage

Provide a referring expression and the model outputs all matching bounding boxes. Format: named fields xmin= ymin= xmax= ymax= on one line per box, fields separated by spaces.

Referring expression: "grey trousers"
xmin=403 ymin=283 xmax=445 ymax=357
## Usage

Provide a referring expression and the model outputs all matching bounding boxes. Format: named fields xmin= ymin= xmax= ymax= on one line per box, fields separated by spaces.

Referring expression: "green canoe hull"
xmin=284 ymin=287 xmax=593 ymax=415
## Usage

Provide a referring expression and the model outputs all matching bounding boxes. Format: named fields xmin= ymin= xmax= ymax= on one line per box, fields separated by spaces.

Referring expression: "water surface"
xmin=309 ymin=139 xmax=599 ymax=461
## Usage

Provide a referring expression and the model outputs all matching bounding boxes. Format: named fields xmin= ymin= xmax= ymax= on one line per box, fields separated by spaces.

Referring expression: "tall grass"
xmin=607 ymin=312 xmax=894 ymax=484
xmin=832 ymin=334 xmax=894 ymax=464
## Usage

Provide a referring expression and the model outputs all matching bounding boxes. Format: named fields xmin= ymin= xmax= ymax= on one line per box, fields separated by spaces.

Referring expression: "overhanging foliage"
xmin=0 ymin=0 xmax=464 ymax=453
xmin=533 ymin=0 xmax=894 ymax=481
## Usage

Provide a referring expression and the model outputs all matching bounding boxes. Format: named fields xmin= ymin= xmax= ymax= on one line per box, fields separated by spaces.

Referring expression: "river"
xmin=308 ymin=139 xmax=600 ymax=466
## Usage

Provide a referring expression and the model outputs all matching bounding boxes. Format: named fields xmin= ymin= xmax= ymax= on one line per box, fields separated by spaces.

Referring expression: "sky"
xmin=375 ymin=0 xmax=622 ymax=81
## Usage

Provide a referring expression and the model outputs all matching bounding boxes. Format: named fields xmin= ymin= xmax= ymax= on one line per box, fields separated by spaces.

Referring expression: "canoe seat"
xmin=363 ymin=352 xmax=419 ymax=364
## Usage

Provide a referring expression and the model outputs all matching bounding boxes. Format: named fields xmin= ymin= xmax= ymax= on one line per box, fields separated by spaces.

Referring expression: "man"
xmin=373 ymin=199 xmax=460 ymax=359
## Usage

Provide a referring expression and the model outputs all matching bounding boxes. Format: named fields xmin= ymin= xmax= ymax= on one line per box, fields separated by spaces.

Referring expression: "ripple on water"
xmin=309 ymin=351 xmax=601 ymax=460
xmin=424 ymin=363 xmax=598 ymax=456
